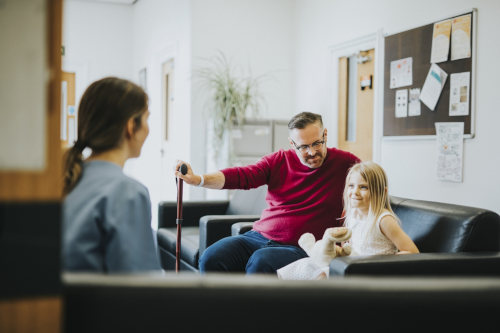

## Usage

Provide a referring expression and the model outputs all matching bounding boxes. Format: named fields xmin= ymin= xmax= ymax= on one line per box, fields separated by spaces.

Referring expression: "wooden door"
xmin=338 ymin=48 xmax=375 ymax=161
xmin=0 ymin=0 xmax=63 ymax=332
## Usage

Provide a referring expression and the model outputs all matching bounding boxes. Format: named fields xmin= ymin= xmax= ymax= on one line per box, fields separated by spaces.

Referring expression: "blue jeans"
xmin=198 ymin=230 xmax=308 ymax=274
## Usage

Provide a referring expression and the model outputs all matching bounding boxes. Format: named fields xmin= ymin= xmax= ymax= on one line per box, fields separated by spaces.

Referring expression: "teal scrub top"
xmin=63 ymin=160 xmax=161 ymax=273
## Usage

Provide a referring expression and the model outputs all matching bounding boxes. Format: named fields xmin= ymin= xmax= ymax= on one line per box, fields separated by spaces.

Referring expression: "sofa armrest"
xmin=199 ymin=215 xmax=261 ymax=256
xmin=329 ymin=252 xmax=500 ymax=277
xmin=231 ymin=222 xmax=255 ymax=236
xmin=158 ymin=200 xmax=229 ymax=228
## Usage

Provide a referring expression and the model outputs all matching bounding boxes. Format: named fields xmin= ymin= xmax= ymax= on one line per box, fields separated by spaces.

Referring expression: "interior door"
xmin=160 ymin=59 xmax=175 ymax=200
xmin=337 ymin=48 xmax=375 ymax=161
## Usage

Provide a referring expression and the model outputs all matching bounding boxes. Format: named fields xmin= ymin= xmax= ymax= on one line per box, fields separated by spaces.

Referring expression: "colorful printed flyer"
xmin=430 ymin=19 xmax=452 ymax=63
xmin=451 ymin=14 xmax=471 ymax=61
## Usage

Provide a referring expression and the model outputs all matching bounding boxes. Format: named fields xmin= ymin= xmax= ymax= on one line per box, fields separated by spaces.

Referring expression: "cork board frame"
xmin=383 ymin=9 xmax=476 ymax=139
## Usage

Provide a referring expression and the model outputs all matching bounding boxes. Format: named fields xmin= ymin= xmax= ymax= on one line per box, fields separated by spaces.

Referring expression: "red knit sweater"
xmin=221 ymin=148 xmax=360 ymax=245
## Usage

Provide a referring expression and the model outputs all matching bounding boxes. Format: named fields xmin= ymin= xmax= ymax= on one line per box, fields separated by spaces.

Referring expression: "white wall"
xmin=190 ymin=0 xmax=296 ymax=200
xmin=131 ymin=0 xmax=191 ymax=227
xmin=63 ymin=0 xmax=192 ymax=228
xmin=63 ymin=0 xmax=134 ymax=100
xmin=62 ymin=0 xmax=295 ymax=224
xmin=294 ymin=0 xmax=500 ymax=214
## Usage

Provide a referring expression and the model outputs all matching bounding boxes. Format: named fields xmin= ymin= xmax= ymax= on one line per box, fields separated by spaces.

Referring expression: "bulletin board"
xmin=383 ymin=9 xmax=476 ymax=138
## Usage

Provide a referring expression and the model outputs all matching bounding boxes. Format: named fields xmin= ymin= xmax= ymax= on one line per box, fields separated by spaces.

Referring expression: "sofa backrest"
xmin=390 ymin=196 xmax=500 ymax=253
xmin=64 ymin=273 xmax=500 ymax=332
xmin=226 ymin=185 xmax=268 ymax=216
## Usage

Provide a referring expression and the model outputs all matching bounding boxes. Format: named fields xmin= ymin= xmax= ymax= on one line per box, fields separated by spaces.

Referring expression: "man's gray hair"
xmin=288 ymin=112 xmax=323 ymax=130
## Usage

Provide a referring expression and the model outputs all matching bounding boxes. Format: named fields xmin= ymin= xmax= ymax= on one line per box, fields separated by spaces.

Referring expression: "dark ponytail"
xmin=63 ymin=141 xmax=86 ymax=195
xmin=62 ymin=77 xmax=148 ymax=196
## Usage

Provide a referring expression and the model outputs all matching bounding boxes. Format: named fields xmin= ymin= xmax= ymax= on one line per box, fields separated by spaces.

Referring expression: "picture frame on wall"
xmin=139 ymin=67 xmax=147 ymax=92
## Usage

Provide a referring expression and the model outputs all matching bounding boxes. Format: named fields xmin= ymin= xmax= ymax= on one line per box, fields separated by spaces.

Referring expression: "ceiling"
xmin=68 ymin=0 xmax=138 ymax=5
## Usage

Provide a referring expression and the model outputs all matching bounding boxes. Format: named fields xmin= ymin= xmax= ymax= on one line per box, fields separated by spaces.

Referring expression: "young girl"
xmin=62 ymin=77 xmax=162 ymax=273
xmin=342 ymin=161 xmax=419 ymax=257
xmin=277 ymin=161 xmax=419 ymax=279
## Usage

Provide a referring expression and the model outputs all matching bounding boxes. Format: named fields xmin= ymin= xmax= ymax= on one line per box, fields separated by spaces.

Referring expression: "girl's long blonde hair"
xmin=342 ymin=161 xmax=394 ymax=223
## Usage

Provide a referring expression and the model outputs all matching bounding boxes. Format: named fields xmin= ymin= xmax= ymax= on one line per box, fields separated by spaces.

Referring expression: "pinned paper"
xmin=420 ymin=64 xmax=448 ymax=111
xmin=435 ymin=122 xmax=464 ymax=182
xmin=451 ymin=14 xmax=471 ymax=61
xmin=449 ymin=72 xmax=470 ymax=116
xmin=430 ymin=19 xmax=452 ymax=63
xmin=395 ymin=89 xmax=408 ymax=118
xmin=390 ymin=57 xmax=413 ymax=89
xmin=408 ymin=88 xmax=421 ymax=117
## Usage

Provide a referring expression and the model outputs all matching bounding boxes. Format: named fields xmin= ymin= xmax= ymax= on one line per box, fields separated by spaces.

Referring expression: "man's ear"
xmin=323 ymin=128 xmax=328 ymax=140
xmin=288 ymin=136 xmax=295 ymax=149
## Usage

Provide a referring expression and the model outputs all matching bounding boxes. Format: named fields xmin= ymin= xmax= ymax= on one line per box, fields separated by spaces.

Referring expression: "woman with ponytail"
xmin=62 ymin=77 xmax=161 ymax=273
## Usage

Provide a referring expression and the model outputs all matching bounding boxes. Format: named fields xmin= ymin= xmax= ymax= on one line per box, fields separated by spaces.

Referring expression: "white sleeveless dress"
xmin=346 ymin=210 xmax=399 ymax=256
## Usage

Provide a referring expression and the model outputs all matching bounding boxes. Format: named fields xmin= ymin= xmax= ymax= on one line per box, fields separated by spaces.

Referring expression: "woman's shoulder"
xmin=113 ymin=172 xmax=149 ymax=198
xmin=82 ymin=161 xmax=148 ymax=197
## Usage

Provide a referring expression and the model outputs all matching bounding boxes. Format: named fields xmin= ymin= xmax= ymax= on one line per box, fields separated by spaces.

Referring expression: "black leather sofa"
xmin=330 ymin=196 xmax=500 ymax=276
xmin=63 ymin=272 xmax=500 ymax=332
xmin=157 ymin=187 xmax=500 ymax=275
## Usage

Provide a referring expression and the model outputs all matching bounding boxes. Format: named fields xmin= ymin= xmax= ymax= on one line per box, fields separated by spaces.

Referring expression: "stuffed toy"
xmin=298 ymin=227 xmax=352 ymax=267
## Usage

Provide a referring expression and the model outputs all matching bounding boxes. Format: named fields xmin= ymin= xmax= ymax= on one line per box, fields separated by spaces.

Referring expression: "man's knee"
xmin=199 ymin=248 xmax=224 ymax=273
xmin=246 ymin=252 xmax=275 ymax=274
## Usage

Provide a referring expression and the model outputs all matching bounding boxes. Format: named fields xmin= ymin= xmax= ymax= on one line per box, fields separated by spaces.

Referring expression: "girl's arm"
xmin=379 ymin=215 xmax=420 ymax=254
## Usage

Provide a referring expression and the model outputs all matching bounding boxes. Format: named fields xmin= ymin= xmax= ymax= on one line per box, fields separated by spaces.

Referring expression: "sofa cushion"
xmin=157 ymin=227 xmax=200 ymax=267
xmin=226 ymin=185 xmax=268 ymax=215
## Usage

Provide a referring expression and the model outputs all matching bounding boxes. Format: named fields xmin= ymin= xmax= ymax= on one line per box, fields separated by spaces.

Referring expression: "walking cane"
xmin=176 ymin=164 xmax=188 ymax=273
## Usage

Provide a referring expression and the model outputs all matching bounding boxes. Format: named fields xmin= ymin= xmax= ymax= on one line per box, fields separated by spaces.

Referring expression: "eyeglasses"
xmin=291 ymin=132 xmax=325 ymax=154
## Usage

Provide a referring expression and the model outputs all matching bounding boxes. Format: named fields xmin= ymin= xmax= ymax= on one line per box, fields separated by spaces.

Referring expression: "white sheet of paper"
xmin=420 ymin=64 xmax=448 ymax=111
xmin=68 ymin=117 xmax=76 ymax=147
xmin=408 ymin=88 xmax=421 ymax=116
xmin=395 ymin=89 xmax=408 ymax=118
xmin=390 ymin=57 xmax=413 ymax=89
xmin=430 ymin=19 xmax=451 ymax=63
xmin=435 ymin=122 xmax=464 ymax=182
xmin=61 ymin=81 xmax=67 ymax=141
xmin=449 ymin=72 xmax=470 ymax=116
xmin=451 ymin=14 xmax=472 ymax=61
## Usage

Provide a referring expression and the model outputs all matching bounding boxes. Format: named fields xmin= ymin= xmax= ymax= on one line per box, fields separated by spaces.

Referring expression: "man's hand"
xmin=174 ymin=160 xmax=201 ymax=186
xmin=173 ymin=160 xmax=225 ymax=189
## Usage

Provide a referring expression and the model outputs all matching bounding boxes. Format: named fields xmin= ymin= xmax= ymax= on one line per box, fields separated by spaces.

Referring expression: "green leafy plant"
xmin=196 ymin=51 xmax=266 ymax=160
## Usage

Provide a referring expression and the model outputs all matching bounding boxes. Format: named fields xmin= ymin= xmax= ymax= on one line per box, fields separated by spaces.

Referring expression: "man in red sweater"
xmin=176 ymin=112 xmax=360 ymax=274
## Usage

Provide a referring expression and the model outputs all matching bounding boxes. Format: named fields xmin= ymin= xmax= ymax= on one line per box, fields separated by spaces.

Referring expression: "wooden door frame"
xmin=328 ymin=30 xmax=384 ymax=162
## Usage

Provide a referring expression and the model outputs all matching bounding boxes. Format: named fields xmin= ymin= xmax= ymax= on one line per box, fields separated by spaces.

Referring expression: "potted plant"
xmin=196 ymin=51 xmax=266 ymax=163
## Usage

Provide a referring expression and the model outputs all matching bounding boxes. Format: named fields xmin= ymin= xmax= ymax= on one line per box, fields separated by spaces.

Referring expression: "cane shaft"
xmin=176 ymin=179 xmax=184 ymax=273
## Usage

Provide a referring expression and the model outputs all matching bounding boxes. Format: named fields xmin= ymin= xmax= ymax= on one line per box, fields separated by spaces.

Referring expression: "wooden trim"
xmin=337 ymin=57 xmax=348 ymax=147
xmin=0 ymin=297 xmax=62 ymax=333
xmin=0 ymin=0 xmax=63 ymax=201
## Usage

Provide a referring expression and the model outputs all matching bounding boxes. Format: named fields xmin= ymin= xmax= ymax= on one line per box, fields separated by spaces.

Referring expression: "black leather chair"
xmin=157 ymin=186 xmax=268 ymax=271
xmin=329 ymin=196 xmax=500 ymax=276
